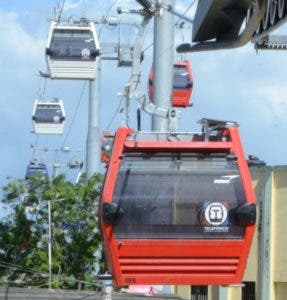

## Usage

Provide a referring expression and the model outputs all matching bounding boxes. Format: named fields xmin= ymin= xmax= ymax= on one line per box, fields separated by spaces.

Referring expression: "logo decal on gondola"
xmin=204 ymin=202 xmax=228 ymax=226
xmin=214 ymin=175 xmax=239 ymax=184
xmin=200 ymin=202 xmax=229 ymax=233
xmin=53 ymin=115 xmax=60 ymax=123
xmin=81 ymin=48 xmax=91 ymax=58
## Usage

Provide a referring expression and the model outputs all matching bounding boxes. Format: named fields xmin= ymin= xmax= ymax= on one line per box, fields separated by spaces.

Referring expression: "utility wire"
xmin=82 ymin=0 xmax=86 ymax=18
xmin=105 ymin=74 xmax=135 ymax=131
xmin=57 ymin=0 xmax=66 ymax=23
xmin=175 ymin=0 xmax=197 ymax=27
xmin=31 ymin=135 xmax=39 ymax=160
xmin=143 ymin=42 xmax=153 ymax=52
xmin=61 ymin=82 xmax=87 ymax=147
xmin=43 ymin=78 xmax=48 ymax=98
xmin=142 ymin=1 xmax=197 ymax=53
xmin=32 ymin=75 xmax=46 ymax=162
xmin=0 ymin=261 xmax=47 ymax=275
xmin=98 ymin=0 xmax=120 ymax=37
xmin=0 ymin=261 xmax=102 ymax=287
xmin=34 ymin=279 xmax=59 ymax=288
xmin=105 ymin=95 xmax=125 ymax=131
xmin=0 ymin=280 xmax=48 ymax=287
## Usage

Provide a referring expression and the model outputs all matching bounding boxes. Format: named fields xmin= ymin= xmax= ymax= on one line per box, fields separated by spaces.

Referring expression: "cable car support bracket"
xmin=121 ymin=3 xmax=182 ymax=132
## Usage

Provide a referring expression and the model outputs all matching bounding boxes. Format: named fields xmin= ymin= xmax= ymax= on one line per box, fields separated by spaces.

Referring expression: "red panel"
xmin=116 ymin=240 xmax=244 ymax=257
xmin=122 ymin=265 xmax=238 ymax=272
xmin=124 ymin=141 xmax=232 ymax=151
xmin=113 ymin=240 xmax=244 ymax=285
xmin=119 ymin=258 xmax=240 ymax=265
xmin=172 ymin=92 xmax=191 ymax=107
xmin=100 ymin=127 xmax=133 ymax=279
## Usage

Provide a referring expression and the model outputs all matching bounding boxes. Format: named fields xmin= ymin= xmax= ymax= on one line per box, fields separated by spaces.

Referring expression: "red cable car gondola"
xmin=99 ymin=118 xmax=256 ymax=287
xmin=148 ymin=60 xmax=193 ymax=107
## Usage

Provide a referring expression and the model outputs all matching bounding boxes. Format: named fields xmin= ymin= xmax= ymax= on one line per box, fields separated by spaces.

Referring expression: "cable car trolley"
xmin=32 ymin=98 xmax=65 ymax=135
xmin=46 ymin=20 xmax=100 ymax=80
xmin=99 ymin=118 xmax=256 ymax=286
xmin=148 ymin=60 xmax=193 ymax=107
xmin=25 ymin=161 xmax=48 ymax=180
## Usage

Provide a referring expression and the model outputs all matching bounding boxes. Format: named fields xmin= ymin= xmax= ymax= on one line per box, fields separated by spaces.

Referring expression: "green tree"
xmin=0 ymin=174 xmax=106 ymax=289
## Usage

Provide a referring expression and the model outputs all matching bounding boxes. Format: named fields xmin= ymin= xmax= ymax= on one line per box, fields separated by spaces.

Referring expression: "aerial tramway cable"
xmin=61 ymin=81 xmax=87 ymax=147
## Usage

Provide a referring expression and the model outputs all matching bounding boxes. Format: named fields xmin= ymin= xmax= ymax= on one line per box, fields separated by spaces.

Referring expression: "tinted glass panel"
xmin=26 ymin=166 xmax=48 ymax=178
xmin=112 ymin=153 xmax=246 ymax=239
xmin=34 ymin=105 xmax=64 ymax=123
xmin=50 ymin=30 xmax=96 ymax=60
xmin=191 ymin=286 xmax=208 ymax=300
xmin=242 ymin=282 xmax=255 ymax=300
xmin=173 ymin=66 xmax=191 ymax=89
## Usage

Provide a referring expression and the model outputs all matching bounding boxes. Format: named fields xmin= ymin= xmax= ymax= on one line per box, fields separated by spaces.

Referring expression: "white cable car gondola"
xmin=25 ymin=161 xmax=49 ymax=180
xmin=32 ymin=98 xmax=65 ymax=135
xmin=46 ymin=20 xmax=100 ymax=80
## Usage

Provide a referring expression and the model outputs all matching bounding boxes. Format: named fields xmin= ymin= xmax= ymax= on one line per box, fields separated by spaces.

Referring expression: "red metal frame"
xmin=101 ymin=131 xmax=114 ymax=166
xmin=148 ymin=60 xmax=193 ymax=107
xmin=100 ymin=126 xmax=256 ymax=287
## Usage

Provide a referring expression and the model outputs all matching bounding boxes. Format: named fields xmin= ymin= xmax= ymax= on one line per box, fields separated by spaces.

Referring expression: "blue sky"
xmin=0 ymin=0 xmax=287 ymax=187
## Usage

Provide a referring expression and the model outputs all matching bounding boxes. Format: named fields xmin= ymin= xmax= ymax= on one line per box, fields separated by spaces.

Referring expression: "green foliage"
xmin=0 ymin=174 xmax=106 ymax=289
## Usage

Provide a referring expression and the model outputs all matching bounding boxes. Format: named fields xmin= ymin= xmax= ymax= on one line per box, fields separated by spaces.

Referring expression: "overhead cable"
xmin=106 ymin=95 xmax=125 ymax=131
xmin=0 ymin=260 xmax=102 ymax=287
xmin=175 ymin=0 xmax=197 ymax=27
xmin=0 ymin=261 xmax=47 ymax=275
xmin=57 ymin=0 xmax=66 ymax=23
xmin=61 ymin=82 xmax=87 ymax=147
xmin=142 ymin=1 xmax=197 ymax=54
xmin=98 ymin=0 xmax=120 ymax=37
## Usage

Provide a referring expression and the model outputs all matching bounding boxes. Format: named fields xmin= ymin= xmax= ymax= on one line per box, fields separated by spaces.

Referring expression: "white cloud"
xmin=249 ymin=84 xmax=287 ymax=122
xmin=63 ymin=0 xmax=82 ymax=11
xmin=0 ymin=10 xmax=45 ymax=62
xmin=0 ymin=10 xmax=46 ymax=121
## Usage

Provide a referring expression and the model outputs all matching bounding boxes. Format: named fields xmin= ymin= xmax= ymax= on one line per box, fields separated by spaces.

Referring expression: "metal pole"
xmin=48 ymin=200 xmax=52 ymax=290
xmin=102 ymin=285 xmax=113 ymax=300
xmin=53 ymin=163 xmax=60 ymax=178
xmin=86 ymin=59 xmax=101 ymax=177
xmin=151 ymin=0 xmax=175 ymax=132
xmin=259 ymin=170 xmax=273 ymax=300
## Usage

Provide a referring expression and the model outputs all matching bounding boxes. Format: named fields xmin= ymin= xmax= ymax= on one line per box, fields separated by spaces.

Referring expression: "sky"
xmin=1 ymin=0 xmax=287 ymax=188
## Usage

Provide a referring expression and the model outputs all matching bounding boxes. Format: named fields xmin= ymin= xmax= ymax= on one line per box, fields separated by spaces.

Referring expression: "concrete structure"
xmin=176 ymin=166 xmax=287 ymax=300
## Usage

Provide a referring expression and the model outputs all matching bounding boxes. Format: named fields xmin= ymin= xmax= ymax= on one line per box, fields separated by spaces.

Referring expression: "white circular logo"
xmin=53 ymin=115 xmax=60 ymax=123
xmin=204 ymin=202 xmax=228 ymax=226
xmin=81 ymin=48 xmax=91 ymax=58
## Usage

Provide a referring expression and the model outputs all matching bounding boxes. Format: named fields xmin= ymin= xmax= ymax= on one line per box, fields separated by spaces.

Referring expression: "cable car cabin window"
xmin=49 ymin=30 xmax=97 ymax=60
xmin=26 ymin=166 xmax=48 ymax=179
xmin=27 ymin=168 xmax=46 ymax=177
xmin=34 ymin=105 xmax=64 ymax=123
xmin=112 ymin=154 xmax=246 ymax=239
xmin=173 ymin=66 xmax=191 ymax=89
